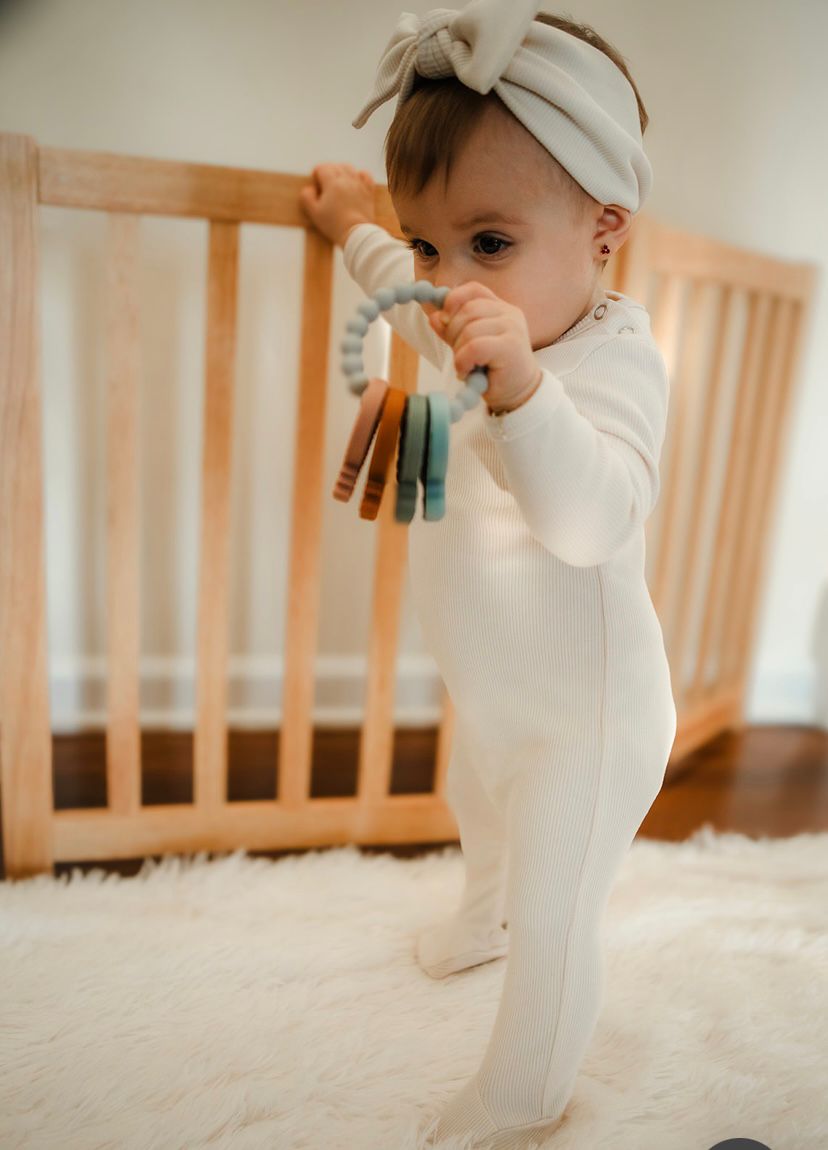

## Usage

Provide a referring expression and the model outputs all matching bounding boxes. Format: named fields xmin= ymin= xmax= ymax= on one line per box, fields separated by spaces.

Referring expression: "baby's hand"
xmin=428 ymin=282 xmax=542 ymax=415
xmin=299 ymin=163 xmax=376 ymax=247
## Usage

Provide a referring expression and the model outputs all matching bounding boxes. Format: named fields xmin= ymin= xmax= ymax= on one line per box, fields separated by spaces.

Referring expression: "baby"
xmin=301 ymin=5 xmax=677 ymax=1148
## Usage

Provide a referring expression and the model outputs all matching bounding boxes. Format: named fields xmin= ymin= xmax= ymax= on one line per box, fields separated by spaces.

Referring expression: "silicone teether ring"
xmin=340 ymin=280 xmax=489 ymax=423
xmin=422 ymin=393 xmax=449 ymax=521
xmin=332 ymin=377 xmax=388 ymax=503
xmin=359 ymin=385 xmax=408 ymax=521
xmin=395 ymin=392 xmax=428 ymax=524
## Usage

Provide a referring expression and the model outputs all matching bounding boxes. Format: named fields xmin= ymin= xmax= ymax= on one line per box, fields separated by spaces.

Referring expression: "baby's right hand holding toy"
xmin=299 ymin=163 xmax=376 ymax=247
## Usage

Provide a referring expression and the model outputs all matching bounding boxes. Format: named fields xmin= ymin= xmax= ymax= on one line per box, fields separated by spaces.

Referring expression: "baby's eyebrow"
xmin=400 ymin=211 xmax=527 ymax=235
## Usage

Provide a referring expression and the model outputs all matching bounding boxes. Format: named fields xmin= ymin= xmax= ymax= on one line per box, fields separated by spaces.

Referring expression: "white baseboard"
xmin=46 ymin=655 xmax=827 ymax=733
xmin=47 ymin=654 xmax=447 ymax=732
xmin=745 ymin=661 xmax=827 ymax=728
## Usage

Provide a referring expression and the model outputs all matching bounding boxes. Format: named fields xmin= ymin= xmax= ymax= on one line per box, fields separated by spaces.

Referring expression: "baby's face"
xmin=391 ymin=101 xmax=630 ymax=350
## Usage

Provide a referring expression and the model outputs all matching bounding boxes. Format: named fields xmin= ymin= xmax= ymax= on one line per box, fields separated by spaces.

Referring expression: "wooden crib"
xmin=0 ymin=132 xmax=819 ymax=878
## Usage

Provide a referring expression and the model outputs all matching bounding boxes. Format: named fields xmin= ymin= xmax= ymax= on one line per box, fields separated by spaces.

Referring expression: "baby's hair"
xmin=382 ymin=11 xmax=650 ymax=270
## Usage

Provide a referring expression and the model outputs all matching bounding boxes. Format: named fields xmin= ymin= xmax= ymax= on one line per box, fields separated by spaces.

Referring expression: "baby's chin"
xmin=531 ymin=324 xmax=566 ymax=350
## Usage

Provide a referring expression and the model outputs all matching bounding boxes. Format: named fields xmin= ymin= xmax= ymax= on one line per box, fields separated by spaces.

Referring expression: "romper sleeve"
xmin=482 ymin=334 xmax=671 ymax=568
xmin=341 ymin=222 xmax=449 ymax=371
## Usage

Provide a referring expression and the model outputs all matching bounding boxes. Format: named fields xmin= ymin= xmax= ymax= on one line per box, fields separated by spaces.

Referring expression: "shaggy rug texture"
xmin=1 ymin=825 xmax=826 ymax=1150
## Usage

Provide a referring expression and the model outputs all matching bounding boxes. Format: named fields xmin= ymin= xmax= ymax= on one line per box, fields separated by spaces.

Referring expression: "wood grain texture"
xmin=193 ymin=221 xmax=240 ymax=810
xmin=278 ymin=227 xmax=333 ymax=808
xmin=0 ymin=133 xmax=54 ymax=877
xmin=105 ymin=213 xmax=143 ymax=815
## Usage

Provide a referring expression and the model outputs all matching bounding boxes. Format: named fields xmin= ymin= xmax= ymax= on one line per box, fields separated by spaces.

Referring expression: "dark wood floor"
xmin=1 ymin=724 xmax=826 ymax=880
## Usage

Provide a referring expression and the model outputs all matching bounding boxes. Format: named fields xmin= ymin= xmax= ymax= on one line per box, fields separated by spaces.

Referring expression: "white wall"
xmin=1 ymin=0 xmax=825 ymax=730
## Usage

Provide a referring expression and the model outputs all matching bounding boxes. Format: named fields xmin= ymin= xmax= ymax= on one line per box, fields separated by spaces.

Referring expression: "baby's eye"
xmin=402 ymin=235 xmax=437 ymax=258
xmin=403 ymin=233 xmax=512 ymax=260
xmin=473 ymin=234 xmax=511 ymax=257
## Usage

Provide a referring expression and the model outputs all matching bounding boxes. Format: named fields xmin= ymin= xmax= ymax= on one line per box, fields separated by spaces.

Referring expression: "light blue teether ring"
xmin=423 ymin=393 xmax=449 ymax=521
xmin=340 ymin=280 xmax=489 ymax=424
xmin=395 ymin=393 xmax=428 ymax=523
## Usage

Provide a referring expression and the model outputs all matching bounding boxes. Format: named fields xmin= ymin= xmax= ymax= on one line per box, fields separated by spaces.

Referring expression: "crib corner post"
xmin=0 ymin=132 xmax=55 ymax=879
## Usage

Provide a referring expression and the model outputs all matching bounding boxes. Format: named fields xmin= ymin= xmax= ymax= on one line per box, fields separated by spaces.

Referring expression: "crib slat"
xmin=716 ymin=296 xmax=785 ymax=689
xmin=677 ymin=284 xmax=738 ymax=704
xmin=278 ymin=227 xmax=333 ymax=806
xmin=646 ymin=274 xmax=684 ymax=620
xmin=687 ymin=291 xmax=754 ymax=703
xmin=0 ymin=133 xmax=54 ymax=876
xmin=728 ymin=291 xmax=816 ymax=687
xmin=707 ymin=295 xmax=775 ymax=695
xmin=105 ymin=213 xmax=143 ymax=814
xmin=690 ymin=294 xmax=769 ymax=702
xmin=193 ymin=221 xmax=240 ymax=810
xmin=724 ymin=296 xmax=804 ymax=691
xmin=357 ymin=330 xmax=418 ymax=805
xmin=654 ymin=279 xmax=710 ymax=663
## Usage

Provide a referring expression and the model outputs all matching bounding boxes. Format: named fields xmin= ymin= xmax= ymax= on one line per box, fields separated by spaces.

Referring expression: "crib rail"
xmin=0 ymin=132 xmax=819 ymax=876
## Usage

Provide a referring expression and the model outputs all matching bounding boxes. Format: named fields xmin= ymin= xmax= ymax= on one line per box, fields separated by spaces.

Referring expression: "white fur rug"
xmin=1 ymin=825 xmax=826 ymax=1150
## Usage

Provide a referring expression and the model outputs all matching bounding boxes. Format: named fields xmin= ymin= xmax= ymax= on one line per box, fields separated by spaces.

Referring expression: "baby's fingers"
xmin=428 ymin=310 xmax=452 ymax=343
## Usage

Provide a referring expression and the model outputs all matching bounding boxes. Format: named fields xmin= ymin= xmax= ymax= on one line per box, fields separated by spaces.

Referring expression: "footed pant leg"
xmin=417 ymin=717 xmax=510 ymax=978
xmin=432 ymin=719 xmax=671 ymax=1146
xmin=444 ymin=717 xmax=510 ymax=934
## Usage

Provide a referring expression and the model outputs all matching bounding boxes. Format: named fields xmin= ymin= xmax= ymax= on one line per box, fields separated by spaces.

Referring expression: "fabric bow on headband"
xmin=352 ymin=0 xmax=652 ymax=213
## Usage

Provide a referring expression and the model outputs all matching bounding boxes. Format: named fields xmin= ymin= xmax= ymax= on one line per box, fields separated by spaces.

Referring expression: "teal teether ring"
xmin=395 ymin=393 xmax=428 ymax=523
xmin=340 ymin=280 xmax=490 ymax=423
xmin=423 ymin=393 xmax=449 ymax=521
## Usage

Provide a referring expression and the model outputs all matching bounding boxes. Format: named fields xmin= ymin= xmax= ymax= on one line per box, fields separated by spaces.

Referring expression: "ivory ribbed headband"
xmin=352 ymin=0 xmax=652 ymax=213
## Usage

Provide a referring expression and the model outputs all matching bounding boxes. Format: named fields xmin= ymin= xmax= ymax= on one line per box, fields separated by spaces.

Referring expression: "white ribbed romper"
xmin=343 ymin=222 xmax=678 ymax=1148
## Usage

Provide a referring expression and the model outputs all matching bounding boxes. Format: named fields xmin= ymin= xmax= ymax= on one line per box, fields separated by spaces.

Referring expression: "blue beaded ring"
xmin=339 ymin=280 xmax=489 ymax=423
